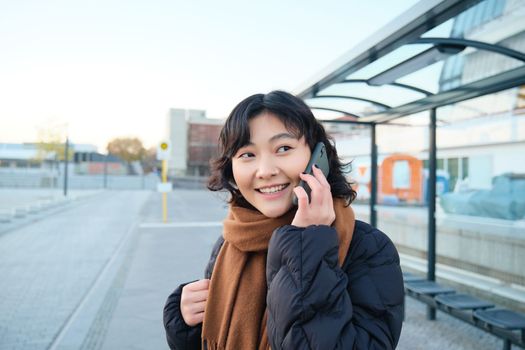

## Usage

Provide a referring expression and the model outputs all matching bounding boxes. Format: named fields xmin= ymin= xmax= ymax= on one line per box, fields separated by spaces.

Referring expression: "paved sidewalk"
xmin=0 ymin=188 xmax=507 ymax=349
xmin=0 ymin=189 xmax=102 ymax=233
xmin=0 ymin=190 xmax=151 ymax=350
xmin=99 ymin=190 xmax=502 ymax=350
xmin=0 ymin=188 xmax=101 ymax=211
xmin=99 ymin=190 xmax=227 ymax=350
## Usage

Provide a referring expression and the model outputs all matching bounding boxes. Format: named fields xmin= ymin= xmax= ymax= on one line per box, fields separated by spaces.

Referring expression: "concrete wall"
xmin=57 ymin=174 xmax=159 ymax=190
xmin=0 ymin=170 xmax=159 ymax=190
xmin=354 ymin=204 xmax=525 ymax=286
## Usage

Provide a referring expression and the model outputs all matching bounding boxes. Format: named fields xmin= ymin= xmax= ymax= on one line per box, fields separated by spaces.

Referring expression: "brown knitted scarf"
xmin=201 ymin=199 xmax=355 ymax=350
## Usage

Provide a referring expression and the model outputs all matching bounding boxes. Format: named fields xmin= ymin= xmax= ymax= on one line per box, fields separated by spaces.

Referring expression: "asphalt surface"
xmin=0 ymin=188 xmax=502 ymax=349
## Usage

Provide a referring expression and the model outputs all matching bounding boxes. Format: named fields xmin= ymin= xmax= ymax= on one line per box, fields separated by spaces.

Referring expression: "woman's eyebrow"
xmin=241 ymin=133 xmax=296 ymax=147
xmin=269 ymin=133 xmax=296 ymax=142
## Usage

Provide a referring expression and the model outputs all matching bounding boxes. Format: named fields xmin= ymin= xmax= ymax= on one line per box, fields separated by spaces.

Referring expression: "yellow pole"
xmin=162 ymin=159 xmax=167 ymax=223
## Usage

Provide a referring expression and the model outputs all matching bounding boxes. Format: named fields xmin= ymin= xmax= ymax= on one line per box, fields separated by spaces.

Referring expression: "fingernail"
xmin=313 ymin=164 xmax=318 ymax=169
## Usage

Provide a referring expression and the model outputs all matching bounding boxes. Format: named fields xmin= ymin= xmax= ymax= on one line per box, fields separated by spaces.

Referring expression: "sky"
xmin=0 ymin=0 xmax=420 ymax=152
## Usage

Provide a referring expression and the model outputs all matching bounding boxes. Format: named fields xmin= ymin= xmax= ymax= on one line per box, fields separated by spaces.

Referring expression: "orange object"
xmin=358 ymin=165 xmax=367 ymax=177
xmin=381 ymin=154 xmax=423 ymax=202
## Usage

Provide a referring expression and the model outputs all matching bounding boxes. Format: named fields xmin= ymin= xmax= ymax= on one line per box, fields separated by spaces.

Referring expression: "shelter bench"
xmin=403 ymin=272 xmax=525 ymax=350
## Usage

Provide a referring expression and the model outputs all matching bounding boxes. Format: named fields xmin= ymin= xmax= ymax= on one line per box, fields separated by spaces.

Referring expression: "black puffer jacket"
xmin=163 ymin=220 xmax=404 ymax=349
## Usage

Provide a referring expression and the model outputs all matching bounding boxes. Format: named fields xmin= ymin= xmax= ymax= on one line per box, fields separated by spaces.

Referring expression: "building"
xmin=0 ymin=142 xmax=126 ymax=175
xmin=165 ymin=108 xmax=224 ymax=177
xmin=0 ymin=143 xmax=55 ymax=169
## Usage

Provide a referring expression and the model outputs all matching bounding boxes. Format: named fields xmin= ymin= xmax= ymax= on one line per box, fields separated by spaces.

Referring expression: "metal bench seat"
xmin=474 ymin=308 xmax=525 ymax=330
xmin=404 ymin=280 xmax=525 ymax=349
xmin=405 ymin=280 xmax=455 ymax=296
xmin=474 ymin=309 xmax=525 ymax=350
xmin=403 ymin=272 xmax=426 ymax=282
xmin=435 ymin=293 xmax=494 ymax=310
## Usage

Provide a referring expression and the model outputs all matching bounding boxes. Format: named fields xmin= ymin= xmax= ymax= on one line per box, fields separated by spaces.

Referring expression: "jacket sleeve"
xmin=163 ymin=282 xmax=202 ymax=350
xmin=266 ymin=223 xmax=404 ymax=350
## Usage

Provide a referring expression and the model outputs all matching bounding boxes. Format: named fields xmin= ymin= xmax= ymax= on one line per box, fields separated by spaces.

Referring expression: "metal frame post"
xmin=370 ymin=123 xmax=378 ymax=228
xmin=63 ymin=137 xmax=69 ymax=197
xmin=162 ymin=159 xmax=168 ymax=223
xmin=427 ymin=108 xmax=437 ymax=320
xmin=103 ymin=154 xmax=108 ymax=189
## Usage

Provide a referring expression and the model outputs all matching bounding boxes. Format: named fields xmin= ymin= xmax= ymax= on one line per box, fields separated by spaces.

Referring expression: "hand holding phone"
xmin=292 ymin=142 xmax=330 ymax=206
xmin=291 ymin=142 xmax=335 ymax=227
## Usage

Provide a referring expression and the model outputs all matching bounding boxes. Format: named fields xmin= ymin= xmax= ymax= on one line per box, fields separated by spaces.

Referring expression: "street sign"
xmin=157 ymin=141 xmax=171 ymax=160
xmin=157 ymin=182 xmax=173 ymax=193
xmin=157 ymin=141 xmax=171 ymax=222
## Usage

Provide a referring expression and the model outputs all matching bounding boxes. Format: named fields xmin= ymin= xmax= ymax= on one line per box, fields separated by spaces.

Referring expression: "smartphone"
xmin=292 ymin=142 xmax=330 ymax=205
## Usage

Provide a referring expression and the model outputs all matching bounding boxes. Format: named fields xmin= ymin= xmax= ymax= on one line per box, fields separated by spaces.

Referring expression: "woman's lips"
xmin=255 ymin=183 xmax=290 ymax=199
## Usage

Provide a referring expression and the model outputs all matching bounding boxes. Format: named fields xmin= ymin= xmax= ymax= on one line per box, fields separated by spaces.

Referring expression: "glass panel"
xmin=453 ymin=0 xmax=508 ymax=37
xmin=302 ymin=0 xmax=525 ymax=312
xmin=493 ymin=0 xmax=506 ymax=18
xmin=327 ymin=124 xmax=371 ymax=206
xmin=517 ymin=85 xmax=525 ymax=109
xmin=436 ymin=158 xmax=444 ymax=170
xmin=421 ymin=18 xmax=454 ymax=38
xmin=439 ymin=55 xmax=465 ymax=91
xmin=447 ymin=157 xmax=459 ymax=191
xmin=346 ymin=44 xmax=433 ymax=80
xmin=389 ymin=111 xmax=429 ymax=126
xmin=396 ymin=60 xmax=444 ymax=94
xmin=318 ymin=82 xmax=425 ymax=112
xmin=373 ymin=116 xmax=429 ymax=279
xmin=307 ymin=95 xmax=386 ymax=117
xmin=471 ymin=1 xmax=485 ymax=28
xmin=435 ymin=84 xmax=524 ymax=307
xmin=310 ymin=0 xmax=524 ymax=117
xmin=311 ymin=108 xmax=353 ymax=120
xmin=479 ymin=0 xmax=490 ymax=25
xmin=436 ymin=87 xmax=525 ymax=146
xmin=393 ymin=160 xmax=411 ymax=189
xmin=396 ymin=42 xmax=525 ymax=94
xmin=462 ymin=6 xmax=476 ymax=34
xmin=462 ymin=157 xmax=469 ymax=179
xmin=376 ymin=120 xmax=427 ymax=206
xmin=460 ymin=50 xmax=524 ymax=88
xmin=451 ymin=11 xmax=466 ymax=38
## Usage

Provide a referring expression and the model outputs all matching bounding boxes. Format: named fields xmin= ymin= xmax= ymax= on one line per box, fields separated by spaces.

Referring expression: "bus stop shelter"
xmin=294 ymin=0 xmax=525 ymax=339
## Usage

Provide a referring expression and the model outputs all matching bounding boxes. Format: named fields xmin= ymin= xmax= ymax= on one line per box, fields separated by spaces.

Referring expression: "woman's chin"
xmin=258 ymin=202 xmax=294 ymax=218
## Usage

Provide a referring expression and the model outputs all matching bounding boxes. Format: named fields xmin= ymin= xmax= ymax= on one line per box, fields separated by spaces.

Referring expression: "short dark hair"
xmin=208 ymin=90 xmax=356 ymax=207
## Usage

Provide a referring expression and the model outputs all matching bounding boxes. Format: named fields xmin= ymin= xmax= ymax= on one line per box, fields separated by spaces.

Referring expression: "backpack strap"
xmin=204 ymin=235 xmax=225 ymax=279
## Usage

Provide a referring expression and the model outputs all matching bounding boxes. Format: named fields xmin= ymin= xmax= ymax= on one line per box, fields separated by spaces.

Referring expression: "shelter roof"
xmin=295 ymin=0 xmax=525 ymax=125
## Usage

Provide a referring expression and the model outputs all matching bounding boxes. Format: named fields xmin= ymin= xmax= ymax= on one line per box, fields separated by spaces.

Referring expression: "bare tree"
xmin=106 ymin=137 xmax=146 ymax=164
xmin=34 ymin=121 xmax=73 ymax=163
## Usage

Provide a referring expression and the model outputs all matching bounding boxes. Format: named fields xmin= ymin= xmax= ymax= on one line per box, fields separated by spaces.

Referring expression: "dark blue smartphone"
xmin=292 ymin=142 xmax=330 ymax=205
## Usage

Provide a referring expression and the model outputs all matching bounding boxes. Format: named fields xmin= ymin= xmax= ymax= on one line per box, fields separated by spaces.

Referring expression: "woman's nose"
xmin=255 ymin=158 xmax=278 ymax=179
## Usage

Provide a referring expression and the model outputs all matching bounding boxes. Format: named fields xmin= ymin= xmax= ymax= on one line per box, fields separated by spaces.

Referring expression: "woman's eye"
xmin=238 ymin=152 xmax=254 ymax=158
xmin=277 ymin=146 xmax=292 ymax=153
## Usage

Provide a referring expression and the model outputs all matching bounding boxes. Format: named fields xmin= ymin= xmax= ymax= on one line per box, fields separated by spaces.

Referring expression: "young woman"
xmin=164 ymin=90 xmax=404 ymax=350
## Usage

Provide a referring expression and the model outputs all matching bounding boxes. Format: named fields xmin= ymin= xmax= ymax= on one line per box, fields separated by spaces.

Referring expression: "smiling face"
xmin=231 ymin=112 xmax=311 ymax=218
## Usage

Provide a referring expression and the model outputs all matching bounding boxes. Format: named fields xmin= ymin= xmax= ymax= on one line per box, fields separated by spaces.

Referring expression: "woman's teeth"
xmin=258 ymin=184 xmax=287 ymax=194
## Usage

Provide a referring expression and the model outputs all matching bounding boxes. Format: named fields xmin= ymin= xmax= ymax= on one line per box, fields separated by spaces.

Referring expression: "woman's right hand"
xmin=180 ymin=279 xmax=210 ymax=327
xmin=292 ymin=165 xmax=335 ymax=228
